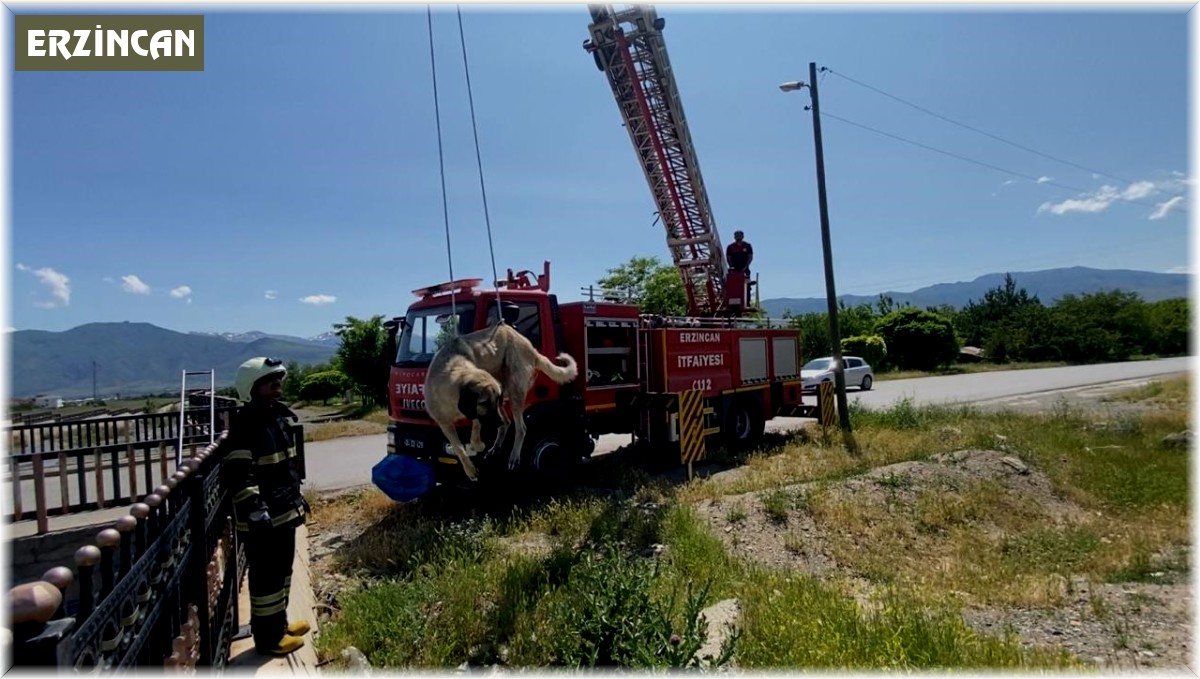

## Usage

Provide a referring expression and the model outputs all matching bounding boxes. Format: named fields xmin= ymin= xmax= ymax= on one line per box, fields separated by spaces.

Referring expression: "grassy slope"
xmin=308 ymin=375 xmax=1189 ymax=670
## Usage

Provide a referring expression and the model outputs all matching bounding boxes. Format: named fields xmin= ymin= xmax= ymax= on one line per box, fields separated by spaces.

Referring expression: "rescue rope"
xmin=427 ymin=5 xmax=458 ymax=334
xmin=455 ymin=5 xmax=505 ymax=322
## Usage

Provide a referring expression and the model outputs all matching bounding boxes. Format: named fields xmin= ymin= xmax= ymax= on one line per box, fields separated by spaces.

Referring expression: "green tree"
xmin=1145 ymin=297 xmax=1190 ymax=356
xmin=841 ymin=334 xmax=888 ymax=370
xmin=300 ymin=371 xmax=350 ymax=405
xmin=281 ymin=360 xmax=332 ymax=402
xmin=956 ymin=273 xmax=1043 ymax=351
xmin=784 ymin=311 xmax=831 ymax=358
xmin=874 ymin=307 xmax=960 ymax=371
xmin=984 ymin=304 xmax=1063 ymax=364
xmin=1049 ymin=291 xmax=1149 ymax=363
xmin=874 ymin=293 xmax=902 ymax=316
xmin=333 ymin=315 xmax=390 ymax=406
xmin=597 ymin=256 xmax=687 ymax=315
xmin=837 ymin=301 xmax=879 ymax=339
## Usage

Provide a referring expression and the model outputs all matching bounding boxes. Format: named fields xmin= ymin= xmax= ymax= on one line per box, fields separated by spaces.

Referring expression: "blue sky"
xmin=7 ymin=4 xmax=1191 ymax=338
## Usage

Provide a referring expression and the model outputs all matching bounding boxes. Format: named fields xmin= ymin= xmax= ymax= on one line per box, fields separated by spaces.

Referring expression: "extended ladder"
xmin=176 ymin=369 xmax=216 ymax=465
xmin=584 ymin=4 xmax=727 ymax=317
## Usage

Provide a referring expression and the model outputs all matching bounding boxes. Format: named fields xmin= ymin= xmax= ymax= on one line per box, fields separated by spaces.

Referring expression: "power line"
xmin=824 ymin=67 xmax=1166 ymax=191
xmin=816 ymin=109 xmax=1186 ymax=214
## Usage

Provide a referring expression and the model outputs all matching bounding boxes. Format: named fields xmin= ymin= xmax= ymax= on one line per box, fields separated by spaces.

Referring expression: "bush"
xmin=529 ymin=544 xmax=733 ymax=668
xmin=873 ymin=308 xmax=959 ymax=371
xmin=841 ymin=334 xmax=887 ymax=370
xmin=300 ymin=370 xmax=351 ymax=405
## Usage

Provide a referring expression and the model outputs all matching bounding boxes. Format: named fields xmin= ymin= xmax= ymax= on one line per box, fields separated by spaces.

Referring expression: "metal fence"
xmin=6 ymin=421 xmax=306 ymax=670
xmin=5 ymin=405 xmax=239 ymax=535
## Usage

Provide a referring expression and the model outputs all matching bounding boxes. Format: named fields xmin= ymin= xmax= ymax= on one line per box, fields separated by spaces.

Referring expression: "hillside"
xmin=760 ymin=266 xmax=1190 ymax=318
xmin=10 ymin=322 xmax=338 ymax=398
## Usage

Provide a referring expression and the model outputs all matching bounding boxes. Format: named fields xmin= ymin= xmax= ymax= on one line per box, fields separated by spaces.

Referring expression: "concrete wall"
xmin=8 ymin=523 xmax=101 ymax=599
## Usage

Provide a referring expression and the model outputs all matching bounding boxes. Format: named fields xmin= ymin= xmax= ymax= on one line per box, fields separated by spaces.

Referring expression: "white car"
xmin=800 ymin=356 xmax=874 ymax=392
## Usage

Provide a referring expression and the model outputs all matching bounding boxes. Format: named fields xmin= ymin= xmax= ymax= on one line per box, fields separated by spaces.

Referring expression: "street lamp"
xmin=780 ymin=63 xmax=852 ymax=433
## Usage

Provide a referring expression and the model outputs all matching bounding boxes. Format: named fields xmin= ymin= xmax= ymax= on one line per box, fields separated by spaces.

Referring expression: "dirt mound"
xmin=846 ymin=448 xmax=1090 ymax=525
xmin=694 ymin=449 xmax=1087 ymax=578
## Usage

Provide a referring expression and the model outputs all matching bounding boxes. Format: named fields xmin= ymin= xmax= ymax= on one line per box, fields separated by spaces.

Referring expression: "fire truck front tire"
xmin=723 ymin=398 xmax=765 ymax=451
xmin=527 ymin=428 xmax=582 ymax=480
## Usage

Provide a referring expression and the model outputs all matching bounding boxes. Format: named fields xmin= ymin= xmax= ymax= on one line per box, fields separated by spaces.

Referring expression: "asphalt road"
xmin=299 ymin=357 xmax=1192 ymax=492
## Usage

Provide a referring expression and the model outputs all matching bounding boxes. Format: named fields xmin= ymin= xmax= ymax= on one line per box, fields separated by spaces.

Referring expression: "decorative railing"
xmin=5 ymin=423 xmax=306 ymax=670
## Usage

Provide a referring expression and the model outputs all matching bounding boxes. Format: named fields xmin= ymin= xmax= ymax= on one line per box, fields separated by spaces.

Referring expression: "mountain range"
xmin=7 ymin=266 xmax=1190 ymax=399
xmin=758 ymin=266 xmax=1190 ymax=318
xmin=11 ymin=322 xmax=340 ymax=399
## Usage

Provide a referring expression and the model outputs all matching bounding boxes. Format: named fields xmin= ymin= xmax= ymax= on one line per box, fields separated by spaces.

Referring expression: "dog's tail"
xmin=447 ymin=357 xmax=503 ymax=399
xmin=535 ymin=352 xmax=579 ymax=385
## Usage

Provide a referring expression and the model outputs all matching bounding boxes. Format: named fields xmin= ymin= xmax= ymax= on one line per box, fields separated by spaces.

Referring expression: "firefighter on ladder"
xmin=224 ymin=357 xmax=311 ymax=656
xmin=726 ymin=230 xmax=753 ymax=275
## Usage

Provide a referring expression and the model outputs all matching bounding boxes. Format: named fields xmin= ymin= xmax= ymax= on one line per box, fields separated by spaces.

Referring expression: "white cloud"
xmin=300 ymin=294 xmax=336 ymax=305
xmin=1121 ymin=181 xmax=1156 ymax=200
xmin=1036 ymin=176 xmax=1053 ymax=184
xmin=169 ymin=285 xmax=192 ymax=300
xmin=1002 ymin=179 xmax=1016 ymax=186
xmin=121 ymin=275 xmax=151 ymax=295
xmin=1149 ymin=196 xmax=1185 ymax=220
xmin=16 ymin=263 xmax=70 ymax=308
xmin=1166 ymin=265 xmax=1190 ymax=274
xmin=265 ymin=290 xmax=277 ymax=300
xmin=1037 ymin=177 xmax=1186 ymax=217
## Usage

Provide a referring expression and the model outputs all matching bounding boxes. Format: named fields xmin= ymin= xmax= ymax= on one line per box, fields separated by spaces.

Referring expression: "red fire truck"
xmin=382 ymin=5 xmax=812 ymax=486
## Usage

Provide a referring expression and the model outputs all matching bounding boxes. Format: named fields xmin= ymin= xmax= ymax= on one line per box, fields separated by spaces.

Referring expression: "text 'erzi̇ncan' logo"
xmin=15 ymin=15 xmax=204 ymax=71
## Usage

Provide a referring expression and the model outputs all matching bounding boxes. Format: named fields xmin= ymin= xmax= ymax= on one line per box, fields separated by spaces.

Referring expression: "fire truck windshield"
xmin=394 ymin=302 xmax=476 ymax=367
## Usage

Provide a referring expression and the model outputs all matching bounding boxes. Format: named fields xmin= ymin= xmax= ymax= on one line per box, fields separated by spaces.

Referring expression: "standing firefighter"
xmin=726 ymin=230 xmax=754 ymax=274
xmin=224 ymin=357 xmax=311 ymax=656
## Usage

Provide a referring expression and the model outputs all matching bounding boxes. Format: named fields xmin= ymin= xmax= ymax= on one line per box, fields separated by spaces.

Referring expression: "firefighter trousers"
xmin=242 ymin=524 xmax=296 ymax=649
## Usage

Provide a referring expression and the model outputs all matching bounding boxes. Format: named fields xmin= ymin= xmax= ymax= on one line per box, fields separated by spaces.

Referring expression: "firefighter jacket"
xmin=222 ymin=400 xmax=307 ymax=532
xmin=726 ymin=240 xmax=753 ymax=269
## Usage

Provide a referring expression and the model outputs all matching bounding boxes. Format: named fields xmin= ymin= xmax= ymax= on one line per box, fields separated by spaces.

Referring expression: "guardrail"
xmin=5 ymin=423 xmax=307 ymax=671
xmin=5 ymin=407 xmax=240 ymax=535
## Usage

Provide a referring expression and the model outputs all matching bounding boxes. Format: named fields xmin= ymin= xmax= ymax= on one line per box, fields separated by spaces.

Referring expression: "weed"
xmin=726 ymin=503 xmax=748 ymax=524
xmin=876 ymin=472 xmax=912 ymax=490
xmin=761 ymin=489 xmax=791 ymax=524
xmin=1089 ymin=592 xmax=1110 ymax=620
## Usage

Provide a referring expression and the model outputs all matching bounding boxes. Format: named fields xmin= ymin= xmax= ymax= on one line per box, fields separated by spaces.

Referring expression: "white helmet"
xmin=235 ymin=357 xmax=287 ymax=402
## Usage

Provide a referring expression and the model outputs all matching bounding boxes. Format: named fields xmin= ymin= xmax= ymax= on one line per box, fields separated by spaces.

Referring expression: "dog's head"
xmin=458 ymin=382 xmax=502 ymax=422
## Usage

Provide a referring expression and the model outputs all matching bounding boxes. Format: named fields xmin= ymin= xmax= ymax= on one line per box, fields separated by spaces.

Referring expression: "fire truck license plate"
xmin=402 ymin=437 xmax=425 ymax=450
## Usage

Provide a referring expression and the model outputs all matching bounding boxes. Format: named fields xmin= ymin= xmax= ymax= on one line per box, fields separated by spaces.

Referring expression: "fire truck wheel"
xmin=723 ymin=398 xmax=765 ymax=451
xmin=528 ymin=430 xmax=581 ymax=479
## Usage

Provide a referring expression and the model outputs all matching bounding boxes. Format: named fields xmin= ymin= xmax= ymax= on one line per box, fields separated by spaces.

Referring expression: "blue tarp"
xmin=371 ymin=454 xmax=435 ymax=503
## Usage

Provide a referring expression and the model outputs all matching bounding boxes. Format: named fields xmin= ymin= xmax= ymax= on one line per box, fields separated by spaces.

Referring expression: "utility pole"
xmin=781 ymin=64 xmax=851 ymax=432
xmin=807 ymin=62 xmax=851 ymax=432
xmin=92 ymin=361 xmax=98 ymax=403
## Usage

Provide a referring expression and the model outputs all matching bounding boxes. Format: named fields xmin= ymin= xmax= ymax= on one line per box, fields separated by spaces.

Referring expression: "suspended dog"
xmin=424 ymin=320 xmax=578 ymax=481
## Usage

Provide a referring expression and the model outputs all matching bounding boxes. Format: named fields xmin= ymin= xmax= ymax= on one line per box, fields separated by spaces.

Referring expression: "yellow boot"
xmin=258 ymin=634 xmax=305 ymax=656
xmin=286 ymin=620 xmax=311 ymax=637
